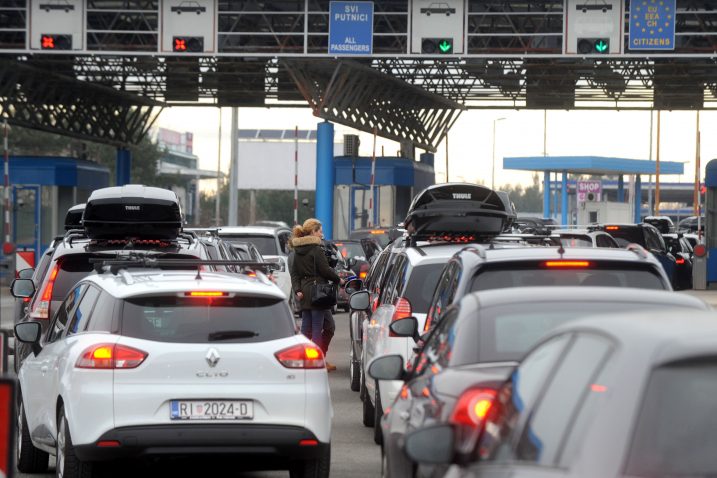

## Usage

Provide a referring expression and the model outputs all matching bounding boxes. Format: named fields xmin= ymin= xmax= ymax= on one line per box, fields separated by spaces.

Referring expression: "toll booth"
xmin=0 ymin=156 xmax=110 ymax=276
xmin=333 ymin=154 xmax=435 ymax=239
xmin=699 ymin=159 xmax=717 ymax=288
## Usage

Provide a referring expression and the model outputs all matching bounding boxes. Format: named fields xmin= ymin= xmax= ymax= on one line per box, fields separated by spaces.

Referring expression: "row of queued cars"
xmin=340 ymin=183 xmax=714 ymax=478
xmin=10 ymin=185 xmax=335 ymax=478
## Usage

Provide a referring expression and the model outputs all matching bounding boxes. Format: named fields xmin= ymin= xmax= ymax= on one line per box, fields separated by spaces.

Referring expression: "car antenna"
xmin=557 ymin=244 xmax=565 ymax=258
xmin=195 ymin=264 xmax=203 ymax=280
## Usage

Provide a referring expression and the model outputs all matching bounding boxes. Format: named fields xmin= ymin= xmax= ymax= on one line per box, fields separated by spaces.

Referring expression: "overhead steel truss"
xmin=0 ymin=0 xmax=716 ymax=147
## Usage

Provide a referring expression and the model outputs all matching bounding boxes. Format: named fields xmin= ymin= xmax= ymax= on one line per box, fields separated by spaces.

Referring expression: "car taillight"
xmin=389 ymin=297 xmax=412 ymax=337
xmin=543 ymin=260 xmax=591 ymax=268
xmin=605 ymin=226 xmax=620 ymax=231
xmin=31 ymin=263 xmax=59 ymax=319
xmin=676 ymin=257 xmax=686 ymax=265
xmin=186 ymin=291 xmax=227 ymax=297
xmin=359 ymin=263 xmax=369 ymax=279
xmin=275 ymin=344 xmax=325 ymax=369
xmin=371 ymin=296 xmax=379 ymax=313
xmin=76 ymin=344 xmax=148 ymax=369
xmin=449 ymin=388 xmax=497 ymax=428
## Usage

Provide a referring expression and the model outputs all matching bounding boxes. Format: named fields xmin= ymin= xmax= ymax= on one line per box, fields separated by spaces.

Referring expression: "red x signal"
xmin=41 ymin=35 xmax=55 ymax=49
xmin=174 ymin=38 xmax=187 ymax=51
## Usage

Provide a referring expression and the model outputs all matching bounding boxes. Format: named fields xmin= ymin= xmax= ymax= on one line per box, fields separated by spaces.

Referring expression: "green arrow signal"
xmin=439 ymin=40 xmax=452 ymax=53
xmin=595 ymin=40 xmax=608 ymax=52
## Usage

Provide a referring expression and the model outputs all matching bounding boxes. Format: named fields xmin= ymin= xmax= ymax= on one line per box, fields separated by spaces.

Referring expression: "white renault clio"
xmin=14 ymin=264 xmax=332 ymax=478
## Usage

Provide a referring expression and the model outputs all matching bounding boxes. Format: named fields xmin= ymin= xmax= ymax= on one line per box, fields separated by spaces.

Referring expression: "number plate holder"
xmin=170 ymin=400 xmax=254 ymax=420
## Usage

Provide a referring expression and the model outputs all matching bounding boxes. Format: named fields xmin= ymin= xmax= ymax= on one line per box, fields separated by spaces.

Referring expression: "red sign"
xmin=0 ymin=378 xmax=15 ymax=478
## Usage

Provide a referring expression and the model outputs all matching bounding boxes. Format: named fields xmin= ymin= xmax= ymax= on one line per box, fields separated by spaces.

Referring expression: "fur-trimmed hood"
xmin=291 ymin=235 xmax=321 ymax=254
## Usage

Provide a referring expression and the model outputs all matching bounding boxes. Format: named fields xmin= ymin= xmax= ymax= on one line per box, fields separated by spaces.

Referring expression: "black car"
xmin=329 ymin=239 xmax=379 ymax=280
xmin=371 ymin=288 xmax=709 ymax=478
xmin=663 ymin=233 xmax=694 ymax=290
xmin=349 ymin=227 xmax=403 ymax=249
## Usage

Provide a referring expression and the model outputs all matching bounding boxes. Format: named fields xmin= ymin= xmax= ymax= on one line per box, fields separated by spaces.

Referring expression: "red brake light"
xmin=389 ymin=298 xmax=412 ymax=337
xmin=41 ymin=264 xmax=59 ymax=301
xmin=186 ymin=291 xmax=227 ymax=297
xmin=676 ymin=257 xmax=686 ymax=265
xmin=370 ymin=230 xmax=385 ymax=235
xmin=76 ymin=344 xmax=148 ymax=369
xmin=96 ymin=440 xmax=121 ymax=448
xmin=605 ymin=226 xmax=620 ymax=231
xmin=544 ymin=261 xmax=591 ymax=268
xmin=31 ymin=263 xmax=59 ymax=319
xmin=299 ymin=439 xmax=318 ymax=446
xmin=275 ymin=344 xmax=325 ymax=369
xmin=371 ymin=296 xmax=379 ymax=313
xmin=450 ymin=388 xmax=497 ymax=427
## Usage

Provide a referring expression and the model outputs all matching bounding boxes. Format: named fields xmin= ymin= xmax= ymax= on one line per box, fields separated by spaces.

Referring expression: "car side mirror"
xmin=404 ymin=424 xmax=455 ymax=465
xmin=11 ymin=279 xmax=35 ymax=299
xmin=345 ymin=278 xmax=363 ymax=295
xmin=349 ymin=290 xmax=370 ymax=311
xmin=389 ymin=317 xmax=420 ymax=343
xmin=17 ymin=268 xmax=34 ymax=280
xmin=14 ymin=322 xmax=43 ymax=356
xmin=368 ymin=355 xmax=406 ymax=381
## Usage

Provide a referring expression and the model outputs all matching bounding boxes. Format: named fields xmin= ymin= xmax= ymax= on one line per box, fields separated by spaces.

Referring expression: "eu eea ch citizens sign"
xmin=329 ymin=1 xmax=374 ymax=55
xmin=629 ymin=0 xmax=676 ymax=50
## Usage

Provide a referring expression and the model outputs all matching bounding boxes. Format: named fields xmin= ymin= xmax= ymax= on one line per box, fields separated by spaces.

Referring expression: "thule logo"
xmin=452 ymin=193 xmax=471 ymax=200
xmin=125 ymin=205 xmax=141 ymax=211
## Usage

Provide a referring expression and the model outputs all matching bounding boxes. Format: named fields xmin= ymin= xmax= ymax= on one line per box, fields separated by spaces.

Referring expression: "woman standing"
xmin=289 ymin=219 xmax=342 ymax=366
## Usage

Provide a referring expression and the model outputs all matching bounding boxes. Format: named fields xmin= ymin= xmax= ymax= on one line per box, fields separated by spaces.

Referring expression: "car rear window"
xmin=53 ymin=257 xmax=95 ymax=300
xmin=470 ymin=263 xmax=666 ymax=290
xmin=625 ymin=359 xmax=717 ymax=477
xmin=605 ymin=227 xmax=644 ymax=247
xmin=333 ymin=242 xmax=366 ymax=260
xmin=120 ymin=295 xmax=294 ymax=343
xmin=559 ymin=235 xmax=593 ymax=248
xmin=403 ymin=263 xmax=444 ymax=314
xmin=222 ymin=235 xmax=278 ymax=256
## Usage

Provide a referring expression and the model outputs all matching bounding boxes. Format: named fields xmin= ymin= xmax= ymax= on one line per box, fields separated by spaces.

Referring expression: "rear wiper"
xmin=208 ymin=330 xmax=259 ymax=341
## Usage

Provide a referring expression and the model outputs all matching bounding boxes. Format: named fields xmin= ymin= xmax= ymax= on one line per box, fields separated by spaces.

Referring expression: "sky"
xmin=156 ymin=106 xmax=717 ymax=193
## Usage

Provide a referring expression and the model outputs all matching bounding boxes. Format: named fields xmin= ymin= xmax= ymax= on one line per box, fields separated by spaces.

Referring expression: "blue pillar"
xmin=561 ymin=171 xmax=568 ymax=226
xmin=316 ymin=121 xmax=335 ymax=239
xmin=116 ymin=147 xmax=132 ymax=186
xmin=617 ymin=175 xmax=624 ymax=202
xmin=543 ymin=171 xmax=551 ymax=219
xmin=634 ymin=175 xmax=642 ymax=223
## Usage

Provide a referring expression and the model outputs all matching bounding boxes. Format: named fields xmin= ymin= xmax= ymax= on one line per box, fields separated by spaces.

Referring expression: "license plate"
xmin=170 ymin=400 xmax=254 ymax=420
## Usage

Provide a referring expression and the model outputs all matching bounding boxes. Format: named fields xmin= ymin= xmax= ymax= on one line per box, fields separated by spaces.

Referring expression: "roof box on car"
xmin=64 ymin=203 xmax=85 ymax=231
xmin=83 ymin=185 xmax=183 ymax=239
xmin=404 ymin=183 xmax=508 ymax=241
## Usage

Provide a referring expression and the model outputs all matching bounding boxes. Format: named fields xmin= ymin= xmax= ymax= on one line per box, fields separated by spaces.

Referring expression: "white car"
xmin=217 ymin=226 xmax=293 ymax=303
xmin=357 ymin=243 xmax=468 ymax=443
xmin=14 ymin=264 xmax=331 ymax=478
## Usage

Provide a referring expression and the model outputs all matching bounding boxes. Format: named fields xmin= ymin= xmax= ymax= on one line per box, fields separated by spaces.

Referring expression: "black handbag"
xmin=310 ymin=251 xmax=337 ymax=307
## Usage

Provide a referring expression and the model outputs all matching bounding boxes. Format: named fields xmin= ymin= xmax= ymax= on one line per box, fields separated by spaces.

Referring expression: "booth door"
xmin=350 ymin=186 xmax=379 ymax=232
xmin=13 ymin=185 xmax=40 ymax=266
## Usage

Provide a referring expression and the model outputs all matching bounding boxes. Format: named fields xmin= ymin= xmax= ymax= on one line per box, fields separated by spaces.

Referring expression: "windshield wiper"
xmin=208 ymin=330 xmax=259 ymax=341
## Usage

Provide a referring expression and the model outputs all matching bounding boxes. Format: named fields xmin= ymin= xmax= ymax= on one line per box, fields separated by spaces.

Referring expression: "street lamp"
xmin=491 ymin=117 xmax=506 ymax=190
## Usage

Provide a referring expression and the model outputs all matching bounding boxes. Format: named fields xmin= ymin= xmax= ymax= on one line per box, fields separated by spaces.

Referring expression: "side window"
xmin=66 ymin=285 xmax=101 ymax=336
xmin=416 ymin=309 xmax=458 ymax=376
xmin=645 ymin=228 xmax=664 ymax=251
xmin=86 ymin=291 xmax=116 ymax=332
xmin=47 ymin=283 xmax=87 ymax=343
xmin=515 ymin=334 xmax=613 ymax=466
xmin=596 ymin=234 xmax=616 ymax=248
xmin=426 ymin=262 xmax=457 ymax=330
xmin=278 ymin=232 xmax=290 ymax=255
xmin=477 ymin=334 xmax=572 ymax=463
xmin=381 ymin=256 xmax=406 ymax=305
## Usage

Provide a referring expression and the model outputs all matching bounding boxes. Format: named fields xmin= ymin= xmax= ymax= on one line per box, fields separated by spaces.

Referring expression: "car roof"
xmin=401 ymin=243 xmax=475 ymax=263
xmin=48 ymin=235 xmax=205 ymax=259
xmin=461 ymin=286 xmax=709 ymax=311
xmin=217 ymin=226 xmax=289 ymax=235
xmin=478 ymin=245 xmax=660 ymax=264
xmin=85 ymin=270 xmax=285 ymax=300
xmin=551 ymin=311 xmax=717 ymax=364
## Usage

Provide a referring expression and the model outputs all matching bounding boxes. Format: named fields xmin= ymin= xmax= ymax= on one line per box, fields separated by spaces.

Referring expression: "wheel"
xmin=16 ymin=395 xmax=49 ymax=473
xmin=56 ymin=406 xmax=95 ymax=478
xmin=289 ymin=443 xmax=330 ymax=478
xmin=362 ymin=378 xmax=376 ymax=427
xmin=349 ymin=344 xmax=361 ymax=392
xmin=373 ymin=386 xmax=384 ymax=445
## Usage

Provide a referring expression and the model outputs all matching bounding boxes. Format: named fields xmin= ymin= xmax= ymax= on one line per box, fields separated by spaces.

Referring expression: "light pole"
xmin=491 ymin=117 xmax=506 ymax=189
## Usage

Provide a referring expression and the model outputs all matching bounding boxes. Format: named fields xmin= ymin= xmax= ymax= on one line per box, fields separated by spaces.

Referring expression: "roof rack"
xmin=89 ymin=257 xmax=279 ymax=280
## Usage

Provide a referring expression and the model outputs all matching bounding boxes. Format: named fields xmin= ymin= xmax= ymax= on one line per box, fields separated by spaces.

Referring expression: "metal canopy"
xmin=284 ymin=59 xmax=463 ymax=152
xmin=504 ymin=156 xmax=685 ymax=175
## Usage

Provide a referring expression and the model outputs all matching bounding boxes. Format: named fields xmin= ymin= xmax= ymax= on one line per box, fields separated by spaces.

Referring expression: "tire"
xmin=362 ymin=378 xmax=376 ymax=427
xmin=289 ymin=443 xmax=330 ymax=478
xmin=349 ymin=345 xmax=361 ymax=392
xmin=16 ymin=396 xmax=49 ymax=473
xmin=373 ymin=386 xmax=384 ymax=445
xmin=56 ymin=406 xmax=95 ymax=478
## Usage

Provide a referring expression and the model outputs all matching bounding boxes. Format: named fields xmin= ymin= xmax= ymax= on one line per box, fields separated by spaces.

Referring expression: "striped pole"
xmin=294 ymin=126 xmax=299 ymax=226
xmin=3 ymin=120 xmax=11 ymax=255
xmin=368 ymin=127 xmax=377 ymax=227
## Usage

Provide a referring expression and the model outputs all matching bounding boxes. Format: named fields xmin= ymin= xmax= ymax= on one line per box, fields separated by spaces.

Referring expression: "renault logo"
xmin=205 ymin=348 xmax=220 ymax=368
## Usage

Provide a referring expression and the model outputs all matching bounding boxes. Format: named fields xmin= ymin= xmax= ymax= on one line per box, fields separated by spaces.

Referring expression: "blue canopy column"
xmin=116 ymin=147 xmax=132 ymax=186
xmin=316 ymin=121 xmax=335 ymax=239
xmin=634 ymin=175 xmax=642 ymax=222
xmin=543 ymin=171 xmax=550 ymax=219
xmin=561 ymin=171 xmax=568 ymax=226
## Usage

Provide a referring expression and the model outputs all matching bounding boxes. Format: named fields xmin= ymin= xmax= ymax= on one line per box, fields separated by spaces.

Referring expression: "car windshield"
xmin=625 ymin=359 xmax=717 ymax=477
xmin=222 ymin=235 xmax=278 ymax=256
xmin=462 ymin=300 xmax=668 ymax=364
xmin=404 ymin=263 xmax=444 ymax=314
xmin=121 ymin=295 xmax=294 ymax=343
xmin=470 ymin=263 xmax=666 ymax=290
xmin=333 ymin=242 xmax=366 ymax=261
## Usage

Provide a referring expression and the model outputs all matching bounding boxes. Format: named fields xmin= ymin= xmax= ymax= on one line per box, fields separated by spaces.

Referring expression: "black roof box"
xmin=64 ymin=203 xmax=85 ymax=231
xmin=404 ymin=183 xmax=508 ymax=239
xmin=83 ymin=185 xmax=183 ymax=239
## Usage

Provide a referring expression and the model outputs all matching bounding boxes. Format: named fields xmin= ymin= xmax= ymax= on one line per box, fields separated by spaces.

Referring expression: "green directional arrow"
xmin=439 ymin=40 xmax=452 ymax=53
xmin=595 ymin=40 xmax=608 ymax=53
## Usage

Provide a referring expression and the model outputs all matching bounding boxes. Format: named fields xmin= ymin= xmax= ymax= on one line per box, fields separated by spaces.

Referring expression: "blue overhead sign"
xmin=629 ymin=0 xmax=676 ymax=50
xmin=329 ymin=1 xmax=373 ymax=55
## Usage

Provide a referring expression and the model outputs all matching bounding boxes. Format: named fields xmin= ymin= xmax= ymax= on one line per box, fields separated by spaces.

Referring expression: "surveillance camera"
xmin=302 ymin=198 xmax=310 ymax=206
